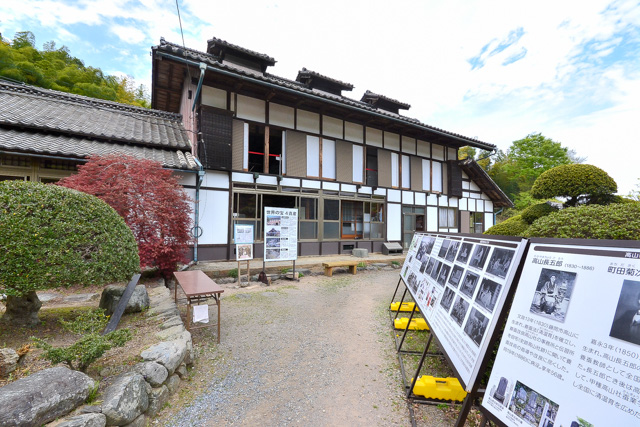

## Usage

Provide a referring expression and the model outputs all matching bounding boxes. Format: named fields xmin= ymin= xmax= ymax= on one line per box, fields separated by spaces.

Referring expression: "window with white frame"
xmin=438 ymin=207 xmax=458 ymax=228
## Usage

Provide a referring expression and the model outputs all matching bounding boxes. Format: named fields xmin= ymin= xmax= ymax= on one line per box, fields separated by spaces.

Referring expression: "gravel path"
xmin=156 ymin=268 xmax=417 ymax=426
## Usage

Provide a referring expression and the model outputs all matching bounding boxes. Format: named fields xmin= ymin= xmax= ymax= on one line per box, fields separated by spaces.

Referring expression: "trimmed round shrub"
xmin=0 ymin=181 xmax=140 ymax=298
xmin=525 ymin=203 xmax=640 ymax=240
xmin=530 ymin=164 xmax=617 ymax=206
xmin=520 ymin=202 xmax=558 ymax=224
xmin=484 ymin=215 xmax=529 ymax=236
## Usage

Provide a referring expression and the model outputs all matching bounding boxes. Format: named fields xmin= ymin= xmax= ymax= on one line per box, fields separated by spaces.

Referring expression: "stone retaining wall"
xmin=0 ymin=284 xmax=194 ymax=427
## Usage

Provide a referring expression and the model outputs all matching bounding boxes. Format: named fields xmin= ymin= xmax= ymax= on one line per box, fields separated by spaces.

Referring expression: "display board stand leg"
xmin=389 ymin=277 xmax=402 ymax=306
xmin=392 ymin=287 xmax=410 ymax=323
xmin=397 ymin=305 xmax=417 ymax=352
xmin=406 ymin=334 xmax=433 ymax=398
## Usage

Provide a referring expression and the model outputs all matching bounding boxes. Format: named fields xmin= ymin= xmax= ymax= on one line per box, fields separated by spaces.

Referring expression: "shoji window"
xmin=306 ymin=136 xmax=320 ymax=177
xmin=401 ymin=155 xmax=410 ymax=188
xmin=322 ymin=139 xmax=336 ymax=179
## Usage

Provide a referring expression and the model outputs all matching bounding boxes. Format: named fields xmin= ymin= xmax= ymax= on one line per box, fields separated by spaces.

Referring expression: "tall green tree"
xmin=0 ymin=31 xmax=150 ymax=108
xmin=489 ymin=133 xmax=574 ymax=207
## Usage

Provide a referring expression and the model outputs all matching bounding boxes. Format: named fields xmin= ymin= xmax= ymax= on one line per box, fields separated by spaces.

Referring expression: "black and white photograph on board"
xmin=440 ymin=286 xmax=456 ymax=311
xmin=508 ymin=381 xmax=559 ymax=427
xmin=529 ymin=268 xmax=577 ymax=323
xmin=463 ymin=307 xmax=489 ymax=346
xmin=609 ymin=279 xmax=640 ymax=346
xmin=456 ymin=243 xmax=473 ymax=264
xmin=475 ymin=278 xmax=503 ymax=313
xmin=460 ymin=271 xmax=480 ymax=298
xmin=486 ymin=248 xmax=515 ymax=279
xmin=469 ymin=244 xmax=490 ymax=270
xmin=445 ymin=240 xmax=461 ymax=262
xmin=265 ymin=248 xmax=280 ymax=259
xmin=424 ymin=257 xmax=436 ymax=276
xmin=437 ymin=263 xmax=451 ymax=287
xmin=438 ymin=239 xmax=452 ymax=258
xmin=450 ymin=295 xmax=470 ymax=326
xmin=492 ymin=377 xmax=509 ymax=405
xmin=416 ymin=236 xmax=429 ymax=261
xmin=448 ymin=265 xmax=465 ymax=288
xmin=430 ymin=260 xmax=442 ymax=280
xmin=407 ymin=272 xmax=419 ymax=293
xmin=419 ymin=256 xmax=431 ymax=274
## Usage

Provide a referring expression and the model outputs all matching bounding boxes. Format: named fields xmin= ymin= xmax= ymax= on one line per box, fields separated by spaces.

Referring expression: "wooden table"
xmin=173 ymin=270 xmax=224 ymax=343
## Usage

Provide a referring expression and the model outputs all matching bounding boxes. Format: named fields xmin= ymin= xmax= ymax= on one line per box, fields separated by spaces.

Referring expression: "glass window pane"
xmin=324 ymin=199 xmax=340 ymax=220
xmin=324 ymin=222 xmax=340 ymax=239
xmin=371 ymin=203 xmax=384 ymax=222
xmin=370 ymin=223 xmax=383 ymax=239
xmin=415 ymin=207 xmax=425 ymax=215
xmin=448 ymin=209 xmax=456 ymax=227
xmin=237 ymin=193 xmax=256 ymax=218
xmin=404 ymin=215 xmax=415 ymax=231
xmin=300 ymin=198 xmax=317 ymax=220
xmin=300 ymin=222 xmax=317 ymax=239
xmin=438 ymin=208 xmax=447 ymax=225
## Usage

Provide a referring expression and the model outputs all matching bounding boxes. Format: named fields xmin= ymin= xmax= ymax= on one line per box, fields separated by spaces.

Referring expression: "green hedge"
xmin=0 ymin=181 xmax=139 ymax=297
xmin=525 ymin=203 xmax=640 ymax=240
xmin=520 ymin=202 xmax=558 ymax=224
xmin=484 ymin=215 xmax=529 ymax=236
xmin=531 ymin=164 xmax=617 ymax=205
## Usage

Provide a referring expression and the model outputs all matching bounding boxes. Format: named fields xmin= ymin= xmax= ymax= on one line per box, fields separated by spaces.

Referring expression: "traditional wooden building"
xmin=151 ymin=37 xmax=512 ymax=260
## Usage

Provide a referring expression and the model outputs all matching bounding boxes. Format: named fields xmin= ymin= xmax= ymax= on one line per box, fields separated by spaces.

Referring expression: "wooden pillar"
xmin=264 ymin=125 xmax=270 ymax=173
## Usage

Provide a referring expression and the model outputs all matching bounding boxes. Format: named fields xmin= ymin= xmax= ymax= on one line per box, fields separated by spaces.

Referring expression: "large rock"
xmin=55 ymin=413 xmax=106 ymax=427
xmin=0 ymin=366 xmax=96 ymax=426
xmin=0 ymin=348 xmax=19 ymax=377
xmin=99 ymin=285 xmax=150 ymax=316
xmin=140 ymin=340 xmax=186 ymax=375
xmin=131 ymin=361 xmax=168 ymax=387
xmin=146 ymin=385 xmax=170 ymax=418
xmin=101 ymin=373 xmax=150 ymax=426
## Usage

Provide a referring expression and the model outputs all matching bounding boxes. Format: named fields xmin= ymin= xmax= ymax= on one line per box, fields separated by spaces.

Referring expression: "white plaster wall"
xmin=387 ymin=203 xmax=401 ymax=241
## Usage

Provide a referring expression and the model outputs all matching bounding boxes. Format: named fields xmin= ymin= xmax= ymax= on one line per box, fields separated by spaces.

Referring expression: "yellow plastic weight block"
xmin=393 ymin=317 xmax=429 ymax=331
xmin=413 ymin=376 xmax=467 ymax=402
xmin=389 ymin=302 xmax=420 ymax=312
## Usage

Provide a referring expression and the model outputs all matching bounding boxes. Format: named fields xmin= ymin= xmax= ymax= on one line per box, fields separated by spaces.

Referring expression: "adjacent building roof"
xmin=360 ymin=90 xmax=411 ymax=114
xmin=296 ymin=67 xmax=354 ymax=95
xmin=0 ymin=80 xmax=197 ymax=170
xmin=459 ymin=159 xmax=514 ymax=208
xmin=151 ymin=38 xmax=496 ymax=151
xmin=207 ymin=36 xmax=276 ymax=73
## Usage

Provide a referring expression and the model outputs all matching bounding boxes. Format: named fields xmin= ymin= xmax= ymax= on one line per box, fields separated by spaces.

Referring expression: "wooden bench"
xmin=322 ymin=261 xmax=360 ymax=277
xmin=173 ymin=270 xmax=224 ymax=343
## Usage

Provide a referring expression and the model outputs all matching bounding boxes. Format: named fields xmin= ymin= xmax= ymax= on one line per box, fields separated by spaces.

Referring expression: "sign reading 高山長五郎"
xmin=263 ymin=207 xmax=298 ymax=262
xmin=482 ymin=240 xmax=640 ymax=427
xmin=401 ymin=233 xmax=527 ymax=391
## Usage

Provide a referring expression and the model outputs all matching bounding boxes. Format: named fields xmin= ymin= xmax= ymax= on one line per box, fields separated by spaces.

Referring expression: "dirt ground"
xmin=154 ymin=268 xmax=472 ymax=427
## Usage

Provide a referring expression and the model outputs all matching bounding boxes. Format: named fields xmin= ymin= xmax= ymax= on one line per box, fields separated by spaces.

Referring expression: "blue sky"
xmin=1 ymin=0 xmax=639 ymax=195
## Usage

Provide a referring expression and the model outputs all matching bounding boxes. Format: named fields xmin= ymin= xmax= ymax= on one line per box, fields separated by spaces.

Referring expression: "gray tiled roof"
xmin=361 ymin=90 xmax=411 ymax=110
xmin=206 ymin=36 xmax=276 ymax=65
xmin=0 ymin=129 xmax=197 ymax=170
xmin=296 ymin=68 xmax=355 ymax=90
xmin=153 ymin=39 xmax=496 ymax=150
xmin=0 ymin=81 xmax=197 ymax=170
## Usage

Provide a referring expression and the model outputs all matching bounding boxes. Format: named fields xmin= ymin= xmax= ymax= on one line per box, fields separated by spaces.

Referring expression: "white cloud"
xmin=110 ymin=24 xmax=146 ymax=44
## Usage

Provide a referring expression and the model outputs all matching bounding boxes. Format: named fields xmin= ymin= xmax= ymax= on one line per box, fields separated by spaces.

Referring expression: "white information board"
xmin=401 ymin=233 xmax=527 ymax=390
xmin=234 ymin=224 xmax=254 ymax=244
xmin=264 ymin=207 xmax=298 ymax=262
xmin=482 ymin=239 xmax=640 ymax=427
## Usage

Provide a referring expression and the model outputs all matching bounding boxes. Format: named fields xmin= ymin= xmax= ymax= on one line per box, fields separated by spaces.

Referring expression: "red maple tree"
xmin=59 ymin=154 xmax=193 ymax=277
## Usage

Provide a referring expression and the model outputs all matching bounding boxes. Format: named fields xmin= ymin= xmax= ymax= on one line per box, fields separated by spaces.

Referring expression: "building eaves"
xmin=459 ymin=159 xmax=513 ymax=208
xmin=0 ymin=128 xmax=198 ymax=170
xmin=154 ymin=39 xmax=496 ymax=150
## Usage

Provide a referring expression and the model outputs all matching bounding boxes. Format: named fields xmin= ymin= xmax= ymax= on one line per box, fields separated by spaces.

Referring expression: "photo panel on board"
xmin=469 ymin=244 xmax=491 ymax=270
xmin=463 ymin=307 xmax=489 ymax=347
xmin=450 ymin=295 xmax=470 ymax=326
xmin=448 ymin=265 xmax=465 ymax=288
xmin=475 ymin=278 xmax=503 ymax=314
xmin=440 ymin=286 xmax=456 ymax=312
xmin=445 ymin=240 xmax=461 ymax=262
xmin=438 ymin=239 xmax=452 ymax=258
xmin=486 ymin=248 xmax=516 ymax=279
xmin=460 ymin=271 xmax=480 ymax=298
xmin=529 ymin=268 xmax=577 ymax=323
xmin=437 ymin=263 xmax=451 ymax=287
xmin=456 ymin=242 xmax=474 ymax=264
xmin=609 ymin=279 xmax=640 ymax=346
